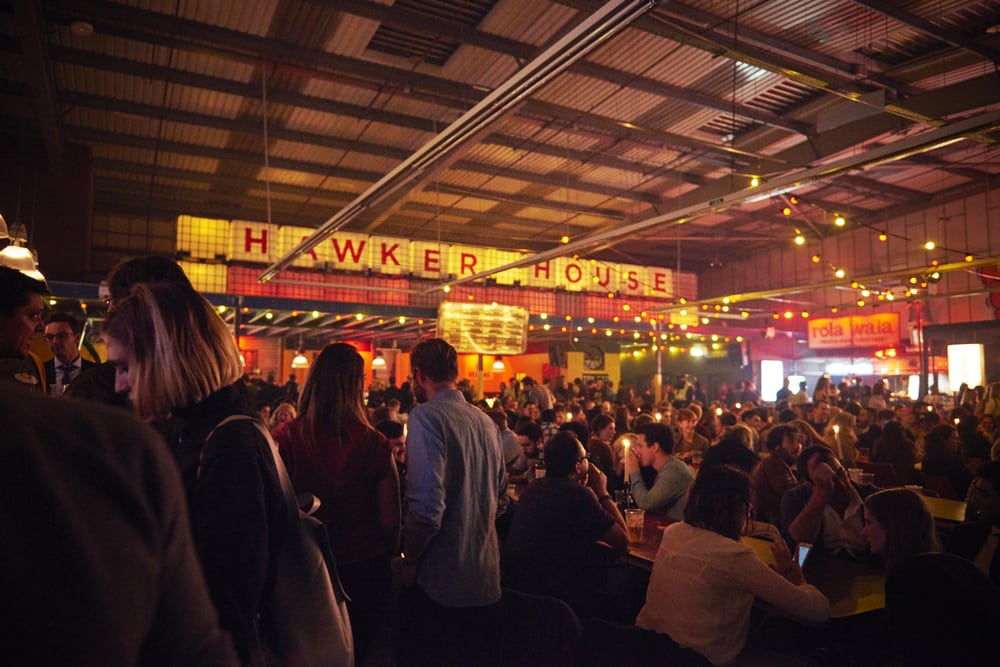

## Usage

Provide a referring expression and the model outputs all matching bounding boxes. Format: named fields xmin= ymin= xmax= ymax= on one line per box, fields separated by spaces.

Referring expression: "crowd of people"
xmin=3 ymin=255 xmax=1000 ymax=665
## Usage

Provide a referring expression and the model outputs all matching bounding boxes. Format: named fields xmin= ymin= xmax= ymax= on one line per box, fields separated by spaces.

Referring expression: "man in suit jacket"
xmin=949 ymin=461 xmax=1000 ymax=586
xmin=43 ymin=312 xmax=96 ymax=393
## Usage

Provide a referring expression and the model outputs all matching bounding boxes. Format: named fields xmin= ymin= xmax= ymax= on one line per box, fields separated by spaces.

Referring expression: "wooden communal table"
xmin=740 ymin=535 xmax=884 ymax=619
xmin=622 ymin=511 xmax=675 ymax=568
xmin=630 ymin=528 xmax=884 ymax=620
xmin=921 ymin=495 xmax=966 ymax=524
xmin=802 ymin=551 xmax=884 ymax=619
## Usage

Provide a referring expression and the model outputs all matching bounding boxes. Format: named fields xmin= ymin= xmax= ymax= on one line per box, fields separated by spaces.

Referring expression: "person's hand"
xmin=769 ymin=540 xmax=804 ymax=585
xmin=811 ymin=462 xmax=836 ymax=496
xmin=587 ymin=462 xmax=608 ymax=496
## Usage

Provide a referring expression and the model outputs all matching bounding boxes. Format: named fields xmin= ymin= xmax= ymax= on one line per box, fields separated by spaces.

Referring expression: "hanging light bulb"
xmin=834 ymin=215 xmax=846 ymax=227
xmin=290 ymin=333 xmax=309 ymax=369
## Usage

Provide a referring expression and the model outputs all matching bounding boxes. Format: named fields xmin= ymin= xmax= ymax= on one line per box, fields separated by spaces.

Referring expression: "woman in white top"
xmin=636 ymin=465 xmax=830 ymax=666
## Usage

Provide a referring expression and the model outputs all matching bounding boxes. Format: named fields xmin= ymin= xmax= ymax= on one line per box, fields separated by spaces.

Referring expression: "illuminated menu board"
xmin=437 ymin=302 xmax=528 ymax=355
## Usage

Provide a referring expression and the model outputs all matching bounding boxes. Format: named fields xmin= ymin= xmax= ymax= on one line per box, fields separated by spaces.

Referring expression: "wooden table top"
xmin=628 ymin=527 xmax=884 ymax=619
xmin=921 ymin=495 xmax=967 ymax=523
xmin=622 ymin=511 xmax=674 ymax=567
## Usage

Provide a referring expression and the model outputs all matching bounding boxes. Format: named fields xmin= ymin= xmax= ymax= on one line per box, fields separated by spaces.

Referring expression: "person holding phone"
xmin=637 ymin=465 xmax=829 ymax=665
xmin=796 ymin=542 xmax=813 ymax=568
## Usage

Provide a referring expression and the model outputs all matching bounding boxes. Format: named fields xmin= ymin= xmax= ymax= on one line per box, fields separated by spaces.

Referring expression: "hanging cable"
xmin=261 ymin=62 xmax=274 ymax=259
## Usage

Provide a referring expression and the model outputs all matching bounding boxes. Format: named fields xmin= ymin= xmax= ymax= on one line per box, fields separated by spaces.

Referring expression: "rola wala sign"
xmin=807 ymin=313 xmax=900 ymax=350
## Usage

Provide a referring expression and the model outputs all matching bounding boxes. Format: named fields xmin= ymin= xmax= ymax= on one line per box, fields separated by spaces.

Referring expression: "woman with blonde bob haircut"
xmin=103 ymin=282 xmax=242 ymax=419
xmin=103 ymin=282 xmax=285 ymax=665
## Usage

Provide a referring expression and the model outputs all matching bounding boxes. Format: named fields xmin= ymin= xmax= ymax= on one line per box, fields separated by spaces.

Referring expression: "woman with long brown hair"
xmin=274 ymin=343 xmax=400 ymax=664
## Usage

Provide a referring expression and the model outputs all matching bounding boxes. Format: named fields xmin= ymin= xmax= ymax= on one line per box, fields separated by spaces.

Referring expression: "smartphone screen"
xmin=796 ymin=542 xmax=812 ymax=567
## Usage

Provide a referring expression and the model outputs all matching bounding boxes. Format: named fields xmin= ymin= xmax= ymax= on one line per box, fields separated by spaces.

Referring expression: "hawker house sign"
xmin=176 ymin=216 xmax=683 ymax=298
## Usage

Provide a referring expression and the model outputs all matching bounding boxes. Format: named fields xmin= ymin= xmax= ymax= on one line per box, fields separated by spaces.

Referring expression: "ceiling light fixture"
xmin=0 ymin=215 xmax=45 ymax=283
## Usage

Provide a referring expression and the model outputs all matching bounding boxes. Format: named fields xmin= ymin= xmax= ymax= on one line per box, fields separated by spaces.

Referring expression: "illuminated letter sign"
xmin=808 ymin=313 xmax=900 ymax=349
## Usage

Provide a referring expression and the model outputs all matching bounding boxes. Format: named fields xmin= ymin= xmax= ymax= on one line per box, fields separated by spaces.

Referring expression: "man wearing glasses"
xmin=43 ymin=313 xmax=95 ymax=394
xmin=0 ymin=266 xmax=48 ymax=392
xmin=502 ymin=431 xmax=627 ymax=618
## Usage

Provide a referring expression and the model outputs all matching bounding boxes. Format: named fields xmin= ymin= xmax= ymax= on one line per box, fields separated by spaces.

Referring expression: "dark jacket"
xmin=948 ymin=520 xmax=1000 ymax=587
xmin=1 ymin=383 xmax=239 ymax=666
xmin=701 ymin=436 xmax=760 ymax=474
xmin=65 ymin=361 xmax=129 ymax=408
xmin=157 ymin=382 xmax=286 ymax=664
xmin=43 ymin=356 xmax=97 ymax=388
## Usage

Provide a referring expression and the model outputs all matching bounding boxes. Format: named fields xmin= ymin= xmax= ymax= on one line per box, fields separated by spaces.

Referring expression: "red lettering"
xmin=380 ymin=242 xmax=400 ymax=266
xmin=812 ymin=323 xmax=845 ymax=338
xmin=331 ymin=238 xmax=366 ymax=264
xmin=653 ymin=272 xmax=668 ymax=293
xmin=461 ymin=253 xmax=477 ymax=275
xmin=592 ymin=266 xmax=610 ymax=287
xmin=564 ymin=263 xmax=582 ymax=284
xmin=626 ymin=271 xmax=639 ymax=290
xmin=534 ymin=261 xmax=551 ymax=280
xmin=244 ymin=228 xmax=267 ymax=254
xmin=424 ymin=249 xmax=440 ymax=273
xmin=300 ymin=236 xmax=318 ymax=261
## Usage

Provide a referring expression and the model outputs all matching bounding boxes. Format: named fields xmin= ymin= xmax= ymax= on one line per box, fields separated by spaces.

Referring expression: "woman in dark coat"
xmin=104 ymin=283 xmax=285 ymax=664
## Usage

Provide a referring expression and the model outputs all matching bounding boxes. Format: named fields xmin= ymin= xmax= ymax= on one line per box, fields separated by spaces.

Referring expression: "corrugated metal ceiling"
xmin=1 ymin=0 xmax=998 ymax=285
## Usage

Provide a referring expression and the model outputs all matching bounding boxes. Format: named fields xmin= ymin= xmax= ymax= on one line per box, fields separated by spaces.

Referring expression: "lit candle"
xmin=623 ymin=438 xmax=631 ymax=483
xmin=832 ymin=424 xmax=842 ymax=460
xmin=655 ymin=412 xmax=662 ymax=422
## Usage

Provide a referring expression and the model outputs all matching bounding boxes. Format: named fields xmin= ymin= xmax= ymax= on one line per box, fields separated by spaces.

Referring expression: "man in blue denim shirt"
xmin=399 ymin=338 xmax=508 ymax=667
